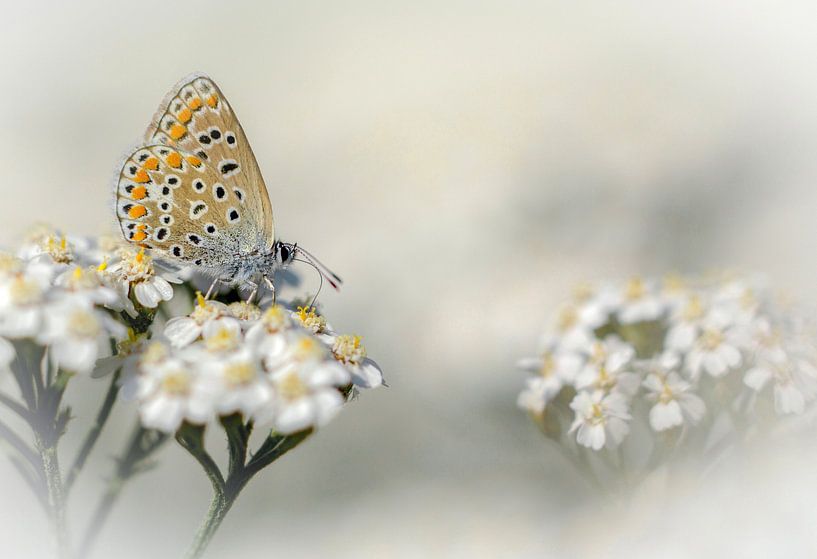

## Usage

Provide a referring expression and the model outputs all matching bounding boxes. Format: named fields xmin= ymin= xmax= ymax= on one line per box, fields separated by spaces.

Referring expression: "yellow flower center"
xmin=161 ymin=371 xmax=190 ymax=395
xmin=332 ymin=334 xmax=366 ymax=365
xmin=624 ymin=277 xmax=646 ymax=301
xmin=67 ymin=309 xmax=100 ymax=339
xmin=539 ymin=352 xmax=556 ymax=377
xmin=293 ymin=337 xmax=323 ymax=361
xmin=224 ymin=362 xmax=255 ymax=386
xmin=0 ymin=252 xmax=22 ymax=275
xmin=682 ymin=295 xmax=704 ymax=322
xmin=228 ymin=301 xmax=260 ymax=321
xmin=205 ymin=326 xmax=239 ymax=352
xmin=740 ymin=289 xmax=757 ymax=311
xmin=116 ymin=329 xmax=143 ymax=355
xmin=278 ymin=372 xmax=309 ymax=401
xmin=9 ymin=276 xmax=43 ymax=305
xmin=295 ymin=306 xmax=326 ymax=334
xmin=260 ymin=305 xmax=287 ymax=332
xmin=663 ymin=273 xmax=686 ymax=294
xmin=557 ymin=306 xmax=578 ymax=332
xmin=142 ymin=342 xmax=168 ymax=365
xmin=118 ymin=248 xmax=155 ymax=282
xmin=44 ymin=235 xmax=73 ymax=264
xmin=590 ymin=403 xmax=606 ymax=425
xmin=65 ymin=266 xmax=101 ymax=291
xmin=658 ymin=382 xmax=675 ymax=404
xmin=699 ymin=328 xmax=724 ymax=351
xmin=190 ymin=294 xmax=223 ymax=324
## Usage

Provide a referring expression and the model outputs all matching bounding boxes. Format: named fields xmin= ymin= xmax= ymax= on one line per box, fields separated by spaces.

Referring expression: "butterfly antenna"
xmin=294 ymin=246 xmax=342 ymax=290
xmin=293 ymin=258 xmax=324 ymax=309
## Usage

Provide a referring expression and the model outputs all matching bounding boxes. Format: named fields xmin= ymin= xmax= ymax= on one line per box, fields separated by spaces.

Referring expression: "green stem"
xmin=36 ymin=434 xmax=69 ymax=558
xmin=180 ymin=424 xmax=312 ymax=559
xmin=64 ymin=369 xmax=121 ymax=493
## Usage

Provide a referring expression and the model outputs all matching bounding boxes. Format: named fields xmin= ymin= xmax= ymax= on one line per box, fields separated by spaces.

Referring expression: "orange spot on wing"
xmin=166 ymin=152 xmax=182 ymax=168
xmin=206 ymin=94 xmax=218 ymax=108
xmin=132 ymin=230 xmax=147 ymax=242
xmin=131 ymin=185 xmax=147 ymax=200
xmin=143 ymin=157 xmax=159 ymax=171
xmin=177 ymin=108 xmax=192 ymax=123
xmin=185 ymin=155 xmax=202 ymax=167
xmin=169 ymin=124 xmax=187 ymax=140
xmin=188 ymin=97 xmax=203 ymax=110
xmin=128 ymin=205 xmax=147 ymax=219
xmin=133 ymin=169 xmax=150 ymax=183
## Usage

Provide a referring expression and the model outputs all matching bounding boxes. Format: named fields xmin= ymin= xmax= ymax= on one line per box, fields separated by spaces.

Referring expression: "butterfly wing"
xmin=114 ymin=143 xmax=265 ymax=268
xmin=117 ymin=74 xmax=275 ymax=262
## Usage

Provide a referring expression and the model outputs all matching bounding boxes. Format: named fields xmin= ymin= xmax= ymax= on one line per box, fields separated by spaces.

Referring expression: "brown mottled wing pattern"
xmin=113 ymin=73 xmax=274 ymax=267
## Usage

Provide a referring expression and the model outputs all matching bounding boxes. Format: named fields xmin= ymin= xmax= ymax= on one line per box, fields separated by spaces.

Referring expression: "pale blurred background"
xmin=1 ymin=1 xmax=817 ymax=557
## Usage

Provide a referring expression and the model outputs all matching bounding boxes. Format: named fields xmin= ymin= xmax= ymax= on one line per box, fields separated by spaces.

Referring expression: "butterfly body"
xmin=113 ymin=73 xmax=340 ymax=297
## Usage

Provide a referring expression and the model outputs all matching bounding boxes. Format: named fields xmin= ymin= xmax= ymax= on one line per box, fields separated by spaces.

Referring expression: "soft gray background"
xmin=1 ymin=1 xmax=816 ymax=557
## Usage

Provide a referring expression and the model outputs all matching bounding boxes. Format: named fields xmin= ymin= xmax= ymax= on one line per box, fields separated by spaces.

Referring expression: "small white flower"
xmin=331 ymin=334 xmax=384 ymax=389
xmin=164 ymin=294 xmax=229 ymax=348
xmin=541 ymin=303 xmax=597 ymax=353
xmin=575 ymin=338 xmax=640 ymax=396
xmin=246 ymin=305 xmax=292 ymax=358
xmin=569 ymin=391 xmax=631 ymax=450
xmin=201 ymin=318 xmax=243 ymax=353
xmin=684 ymin=316 xmax=743 ymax=379
xmin=55 ymin=265 xmax=123 ymax=310
xmin=616 ymin=277 xmax=666 ymax=325
xmin=0 ymin=262 xmax=53 ymax=338
xmin=136 ymin=357 xmax=214 ymax=433
xmin=227 ymin=301 xmax=262 ymax=322
xmin=643 ymin=371 xmax=706 ymax=431
xmin=665 ymin=294 xmax=708 ymax=352
xmin=118 ymin=340 xmax=172 ymax=397
xmin=199 ymin=346 xmax=273 ymax=419
xmin=744 ymin=339 xmax=817 ymax=415
xmin=107 ymin=248 xmax=174 ymax=309
xmin=21 ymin=233 xmax=75 ymax=273
xmin=516 ymin=349 xmax=582 ymax=412
xmin=37 ymin=297 xmax=125 ymax=374
xmin=713 ymin=279 xmax=761 ymax=325
xmin=267 ymin=333 xmax=350 ymax=434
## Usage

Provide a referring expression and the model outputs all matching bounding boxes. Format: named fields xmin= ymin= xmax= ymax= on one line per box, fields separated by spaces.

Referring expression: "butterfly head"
xmin=274 ymin=241 xmax=297 ymax=269
xmin=273 ymin=240 xmax=342 ymax=292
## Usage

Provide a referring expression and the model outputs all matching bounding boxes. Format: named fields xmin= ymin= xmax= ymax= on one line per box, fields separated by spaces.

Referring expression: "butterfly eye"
xmin=279 ymin=245 xmax=290 ymax=262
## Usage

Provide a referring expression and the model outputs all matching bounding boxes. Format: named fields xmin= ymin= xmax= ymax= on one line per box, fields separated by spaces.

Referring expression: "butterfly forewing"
xmin=113 ymin=73 xmax=275 ymax=266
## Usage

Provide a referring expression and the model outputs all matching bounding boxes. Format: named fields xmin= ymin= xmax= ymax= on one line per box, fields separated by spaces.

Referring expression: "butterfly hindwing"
xmin=138 ymin=73 xmax=273 ymax=248
xmin=114 ymin=143 xmax=264 ymax=267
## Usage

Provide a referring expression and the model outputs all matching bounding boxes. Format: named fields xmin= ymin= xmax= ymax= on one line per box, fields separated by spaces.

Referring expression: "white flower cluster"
xmin=518 ymin=276 xmax=817 ymax=452
xmin=0 ymin=231 xmax=142 ymax=374
xmin=123 ymin=298 xmax=384 ymax=434
xmin=0 ymin=228 xmax=181 ymax=375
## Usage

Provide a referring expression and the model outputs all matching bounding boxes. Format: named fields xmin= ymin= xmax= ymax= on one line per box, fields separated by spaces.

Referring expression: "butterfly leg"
xmin=244 ymin=280 xmax=259 ymax=304
xmin=204 ymin=277 xmax=221 ymax=300
xmin=263 ymin=276 xmax=276 ymax=305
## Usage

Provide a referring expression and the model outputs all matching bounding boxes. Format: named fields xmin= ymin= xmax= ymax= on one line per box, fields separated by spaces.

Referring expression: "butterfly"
xmin=113 ymin=73 xmax=341 ymax=301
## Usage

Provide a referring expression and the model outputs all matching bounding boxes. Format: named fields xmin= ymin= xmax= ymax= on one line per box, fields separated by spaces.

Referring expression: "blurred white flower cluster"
xmin=123 ymin=298 xmax=383 ymax=434
xmin=518 ymin=275 xmax=817 ymax=466
xmin=0 ymin=227 xmax=167 ymax=375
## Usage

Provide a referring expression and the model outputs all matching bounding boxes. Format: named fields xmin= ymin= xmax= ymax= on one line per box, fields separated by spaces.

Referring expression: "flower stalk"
xmin=178 ymin=419 xmax=312 ymax=559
